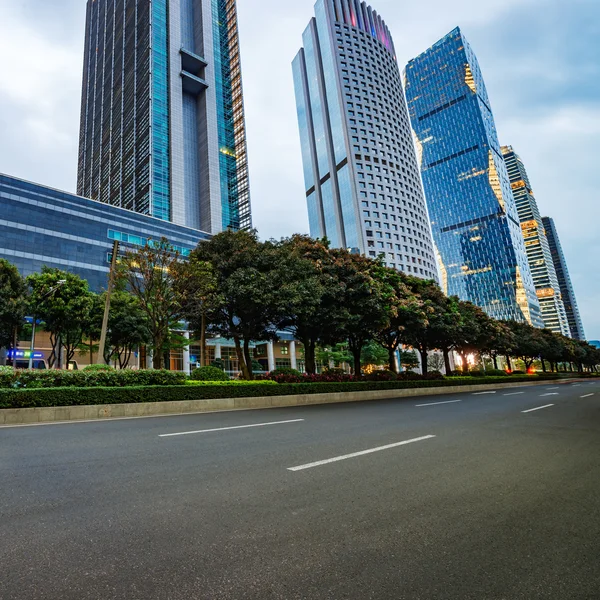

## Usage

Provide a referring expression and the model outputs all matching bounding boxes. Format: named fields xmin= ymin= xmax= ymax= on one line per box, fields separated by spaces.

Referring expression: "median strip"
xmin=522 ymin=404 xmax=555 ymax=413
xmin=287 ymin=435 xmax=436 ymax=472
xmin=159 ymin=419 xmax=305 ymax=438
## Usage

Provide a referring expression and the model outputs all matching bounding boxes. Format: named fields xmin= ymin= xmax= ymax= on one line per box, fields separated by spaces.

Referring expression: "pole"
xmin=98 ymin=240 xmax=120 ymax=364
xmin=28 ymin=316 xmax=37 ymax=370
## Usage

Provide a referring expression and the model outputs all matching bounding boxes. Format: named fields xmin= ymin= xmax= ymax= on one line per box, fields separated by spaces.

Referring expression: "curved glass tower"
xmin=292 ymin=0 xmax=438 ymax=281
xmin=77 ymin=0 xmax=252 ymax=234
xmin=405 ymin=28 xmax=542 ymax=325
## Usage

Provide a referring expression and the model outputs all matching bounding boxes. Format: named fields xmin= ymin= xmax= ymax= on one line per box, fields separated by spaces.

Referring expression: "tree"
xmin=316 ymin=343 xmax=353 ymax=370
xmin=276 ymin=236 xmax=347 ymax=375
xmin=27 ymin=268 xmax=93 ymax=368
xmin=453 ymin=301 xmax=493 ymax=371
xmin=80 ymin=293 xmax=104 ymax=365
xmin=331 ymin=251 xmax=390 ymax=376
xmin=481 ymin=321 xmax=515 ymax=370
xmin=506 ymin=321 xmax=545 ymax=371
xmin=116 ymin=238 xmax=182 ymax=370
xmin=403 ymin=278 xmax=460 ymax=375
xmin=103 ymin=291 xmax=151 ymax=368
xmin=0 ymin=259 xmax=27 ymax=360
xmin=372 ymin=265 xmax=427 ymax=373
xmin=174 ymin=258 xmax=220 ymax=368
xmin=188 ymin=230 xmax=288 ymax=380
xmin=361 ymin=340 xmax=389 ymax=369
xmin=400 ymin=350 xmax=420 ymax=371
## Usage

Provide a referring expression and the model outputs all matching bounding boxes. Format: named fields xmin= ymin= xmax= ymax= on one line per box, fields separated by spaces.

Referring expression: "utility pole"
xmin=98 ymin=240 xmax=120 ymax=364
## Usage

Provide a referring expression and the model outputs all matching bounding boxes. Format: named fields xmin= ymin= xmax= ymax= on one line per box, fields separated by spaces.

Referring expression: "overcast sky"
xmin=0 ymin=0 xmax=598 ymax=339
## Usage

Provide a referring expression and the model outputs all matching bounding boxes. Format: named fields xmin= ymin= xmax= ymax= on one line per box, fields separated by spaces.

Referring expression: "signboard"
xmin=7 ymin=350 xmax=44 ymax=360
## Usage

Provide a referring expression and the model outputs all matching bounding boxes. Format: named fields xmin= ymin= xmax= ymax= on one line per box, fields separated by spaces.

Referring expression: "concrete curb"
xmin=0 ymin=379 xmax=576 ymax=426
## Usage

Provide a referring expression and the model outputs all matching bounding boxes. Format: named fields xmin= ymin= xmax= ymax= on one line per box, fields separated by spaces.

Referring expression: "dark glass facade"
xmin=77 ymin=0 xmax=252 ymax=233
xmin=292 ymin=0 xmax=438 ymax=280
xmin=542 ymin=217 xmax=586 ymax=340
xmin=502 ymin=146 xmax=570 ymax=336
xmin=0 ymin=174 xmax=210 ymax=292
xmin=405 ymin=28 xmax=542 ymax=325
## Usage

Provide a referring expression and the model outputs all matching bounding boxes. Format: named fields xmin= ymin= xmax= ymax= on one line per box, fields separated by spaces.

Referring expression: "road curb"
xmin=0 ymin=379 xmax=579 ymax=426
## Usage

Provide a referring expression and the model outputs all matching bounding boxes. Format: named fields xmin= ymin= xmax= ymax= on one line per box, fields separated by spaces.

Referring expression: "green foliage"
xmin=83 ymin=364 xmax=115 ymax=372
xmin=186 ymin=380 xmax=278 ymax=386
xmin=0 ymin=259 xmax=27 ymax=350
xmin=0 ymin=369 xmax=185 ymax=389
xmin=27 ymin=268 xmax=94 ymax=368
xmin=269 ymin=367 xmax=303 ymax=377
xmin=116 ymin=238 xmax=182 ymax=370
xmin=211 ymin=358 xmax=225 ymax=371
xmin=191 ymin=366 xmax=230 ymax=381
xmin=400 ymin=350 xmax=420 ymax=371
xmin=361 ymin=341 xmax=389 ymax=368
xmin=0 ymin=375 xmax=565 ymax=410
xmin=363 ymin=370 xmax=397 ymax=381
xmin=251 ymin=359 xmax=264 ymax=373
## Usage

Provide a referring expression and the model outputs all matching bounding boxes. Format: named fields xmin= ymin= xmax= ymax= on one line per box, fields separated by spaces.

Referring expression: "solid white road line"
xmin=473 ymin=391 xmax=497 ymax=395
xmin=546 ymin=387 xmax=560 ymax=390
xmin=415 ymin=399 xmax=462 ymax=407
xmin=287 ymin=435 xmax=436 ymax=472
xmin=540 ymin=393 xmax=559 ymax=397
xmin=159 ymin=419 xmax=305 ymax=438
xmin=522 ymin=404 xmax=555 ymax=413
xmin=503 ymin=392 xmax=525 ymax=396
xmin=581 ymin=393 xmax=595 ymax=398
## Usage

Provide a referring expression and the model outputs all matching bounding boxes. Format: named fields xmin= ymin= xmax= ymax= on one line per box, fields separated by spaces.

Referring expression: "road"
xmin=1 ymin=380 xmax=599 ymax=599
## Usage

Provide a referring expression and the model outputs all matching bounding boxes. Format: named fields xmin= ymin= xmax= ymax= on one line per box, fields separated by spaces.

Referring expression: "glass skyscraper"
xmin=501 ymin=146 xmax=570 ymax=336
xmin=405 ymin=28 xmax=542 ymax=326
xmin=542 ymin=217 xmax=586 ymax=340
xmin=292 ymin=0 xmax=438 ymax=280
xmin=77 ymin=0 xmax=252 ymax=234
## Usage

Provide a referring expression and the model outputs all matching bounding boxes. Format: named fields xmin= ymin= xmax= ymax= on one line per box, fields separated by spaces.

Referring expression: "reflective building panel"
xmin=77 ymin=0 xmax=252 ymax=234
xmin=0 ymin=174 xmax=210 ymax=292
xmin=292 ymin=0 xmax=438 ymax=281
xmin=542 ymin=217 xmax=586 ymax=341
xmin=501 ymin=146 xmax=570 ymax=336
xmin=405 ymin=27 xmax=542 ymax=325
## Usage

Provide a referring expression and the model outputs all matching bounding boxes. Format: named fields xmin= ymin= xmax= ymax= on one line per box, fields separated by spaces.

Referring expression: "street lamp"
xmin=28 ymin=280 xmax=67 ymax=370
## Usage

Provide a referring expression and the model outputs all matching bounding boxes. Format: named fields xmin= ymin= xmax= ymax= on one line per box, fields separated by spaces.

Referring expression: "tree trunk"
xmin=443 ymin=348 xmax=452 ymax=375
xmin=302 ymin=338 xmax=317 ymax=375
xmin=153 ymin=340 xmax=163 ymax=369
xmin=541 ymin=358 xmax=547 ymax=373
xmin=200 ymin=313 xmax=206 ymax=367
xmin=492 ymin=354 xmax=499 ymax=370
xmin=233 ymin=336 xmax=250 ymax=380
xmin=459 ymin=352 xmax=468 ymax=373
xmin=388 ymin=346 xmax=398 ymax=374
xmin=351 ymin=347 xmax=362 ymax=376
xmin=243 ymin=339 xmax=254 ymax=381
xmin=506 ymin=355 xmax=512 ymax=371
xmin=420 ymin=349 xmax=428 ymax=376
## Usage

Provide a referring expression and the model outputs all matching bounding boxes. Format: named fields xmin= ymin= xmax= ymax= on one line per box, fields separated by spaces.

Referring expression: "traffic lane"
xmin=2 ymin=390 xmax=599 ymax=599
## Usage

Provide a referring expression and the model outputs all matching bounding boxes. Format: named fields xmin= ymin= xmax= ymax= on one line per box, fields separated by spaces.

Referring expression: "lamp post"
xmin=28 ymin=280 xmax=66 ymax=370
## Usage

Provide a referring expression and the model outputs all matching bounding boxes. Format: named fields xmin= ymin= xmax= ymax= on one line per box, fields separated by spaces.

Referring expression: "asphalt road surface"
xmin=1 ymin=380 xmax=599 ymax=599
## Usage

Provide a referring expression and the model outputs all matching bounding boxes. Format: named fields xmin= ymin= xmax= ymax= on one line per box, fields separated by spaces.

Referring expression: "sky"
xmin=0 ymin=0 xmax=598 ymax=339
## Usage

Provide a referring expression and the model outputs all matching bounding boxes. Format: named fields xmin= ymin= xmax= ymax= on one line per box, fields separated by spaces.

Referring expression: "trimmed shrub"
xmin=364 ymin=370 xmax=397 ymax=382
xmin=485 ymin=369 xmax=508 ymax=377
xmin=83 ymin=364 xmax=115 ymax=372
xmin=510 ymin=370 xmax=526 ymax=375
xmin=423 ymin=371 xmax=445 ymax=380
xmin=268 ymin=367 xmax=304 ymax=384
xmin=0 ymin=369 xmax=186 ymax=389
xmin=191 ymin=366 xmax=230 ymax=381
xmin=469 ymin=370 xmax=486 ymax=377
xmin=0 ymin=374 xmax=564 ymax=410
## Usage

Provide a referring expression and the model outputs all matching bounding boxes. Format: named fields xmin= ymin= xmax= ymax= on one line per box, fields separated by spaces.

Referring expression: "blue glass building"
xmin=77 ymin=0 xmax=252 ymax=233
xmin=405 ymin=28 xmax=542 ymax=325
xmin=0 ymin=174 xmax=209 ymax=292
xmin=292 ymin=0 xmax=438 ymax=280
xmin=542 ymin=217 xmax=586 ymax=340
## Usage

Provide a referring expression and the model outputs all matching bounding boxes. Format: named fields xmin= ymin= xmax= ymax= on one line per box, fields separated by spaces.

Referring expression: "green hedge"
xmin=0 ymin=375 xmax=562 ymax=409
xmin=0 ymin=369 xmax=186 ymax=389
